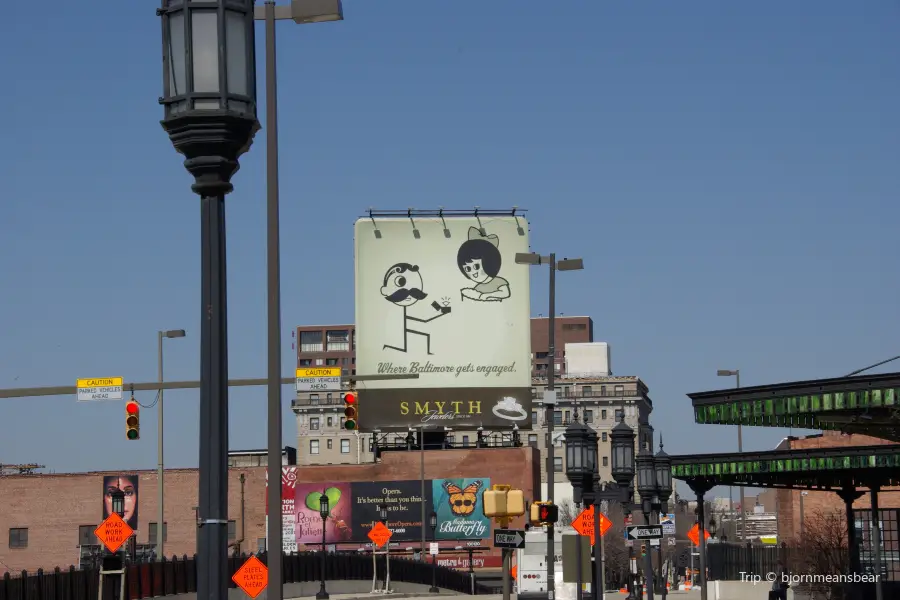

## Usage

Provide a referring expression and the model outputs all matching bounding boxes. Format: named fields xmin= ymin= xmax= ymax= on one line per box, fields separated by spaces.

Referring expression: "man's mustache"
xmin=386 ymin=287 xmax=428 ymax=302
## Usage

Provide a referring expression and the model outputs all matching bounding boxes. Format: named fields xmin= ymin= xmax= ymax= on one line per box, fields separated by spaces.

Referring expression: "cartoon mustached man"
xmin=381 ymin=263 xmax=451 ymax=355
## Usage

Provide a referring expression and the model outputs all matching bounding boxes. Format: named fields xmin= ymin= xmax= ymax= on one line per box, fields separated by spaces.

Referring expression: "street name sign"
xmin=494 ymin=529 xmax=526 ymax=549
xmin=76 ymin=377 xmax=124 ymax=402
xmin=232 ymin=555 xmax=268 ymax=599
xmin=626 ymin=525 xmax=663 ymax=540
xmin=94 ymin=512 xmax=133 ymax=553
xmin=295 ymin=367 xmax=342 ymax=392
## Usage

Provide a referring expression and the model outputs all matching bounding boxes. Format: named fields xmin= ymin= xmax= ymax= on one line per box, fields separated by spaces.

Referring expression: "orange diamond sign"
xmin=687 ymin=523 xmax=710 ymax=547
xmin=94 ymin=512 xmax=134 ymax=553
xmin=571 ymin=506 xmax=612 ymax=545
xmin=232 ymin=555 xmax=268 ymax=599
xmin=368 ymin=521 xmax=393 ymax=548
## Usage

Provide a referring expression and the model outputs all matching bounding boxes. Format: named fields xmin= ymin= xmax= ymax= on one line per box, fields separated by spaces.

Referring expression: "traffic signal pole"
xmin=546 ymin=253 xmax=557 ymax=600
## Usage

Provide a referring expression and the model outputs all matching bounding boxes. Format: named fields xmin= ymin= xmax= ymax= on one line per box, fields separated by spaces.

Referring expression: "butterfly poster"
xmin=431 ymin=477 xmax=491 ymax=540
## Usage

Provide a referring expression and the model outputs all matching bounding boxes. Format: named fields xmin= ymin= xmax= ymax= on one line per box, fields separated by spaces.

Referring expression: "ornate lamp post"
xmin=317 ymin=492 xmax=330 ymax=599
xmin=158 ymin=3 xmax=258 ymax=600
xmin=655 ymin=438 xmax=672 ymax=599
xmin=429 ymin=510 xmax=439 ymax=593
xmin=565 ymin=417 xmax=594 ymax=600
xmin=636 ymin=436 xmax=658 ymax=600
xmin=708 ymin=517 xmax=717 ymax=540
xmin=610 ymin=417 xmax=637 ymax=600
xmin=111 ymin=490 xmax=125 ymax=518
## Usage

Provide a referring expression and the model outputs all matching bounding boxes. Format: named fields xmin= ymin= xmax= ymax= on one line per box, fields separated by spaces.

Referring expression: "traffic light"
xmin=530 ymin=501 xmax=558 ymax=525
xmin=640 ymin=544 xmax=647 ymax=557
xmin=125 ymin=398 xmax=140 ymax=440
xmin=343 ymin=390 xmax=358 ymax=430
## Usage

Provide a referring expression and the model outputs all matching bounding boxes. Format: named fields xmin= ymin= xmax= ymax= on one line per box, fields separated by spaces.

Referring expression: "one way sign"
xmin=626 ymin=525 xmax=663 ymax=540
xmin=494 ymin=529 xmax=526 ymax=549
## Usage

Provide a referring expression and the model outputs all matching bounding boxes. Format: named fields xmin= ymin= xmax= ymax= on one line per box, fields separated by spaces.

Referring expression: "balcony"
xmin=532 ymin=390 xmax=636 ymax=400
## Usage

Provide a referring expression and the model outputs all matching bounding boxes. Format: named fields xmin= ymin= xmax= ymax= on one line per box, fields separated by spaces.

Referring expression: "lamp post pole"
xmin=429 ymin=511 xmax=439 ymax=593
xmin=515 ymin=252 xmax=584 ymax=598
xmin=252 ymin=7 xmax=344 ymax=597
xmin=159 ymin=2 xmax=260 ymax=599
xmin=157 ymin=329 xmax=185 ymax=561
xmin=717 ymin=369 xmax=744 ymax=541
xmin=317 ymin=492 xmax=329 ymax=600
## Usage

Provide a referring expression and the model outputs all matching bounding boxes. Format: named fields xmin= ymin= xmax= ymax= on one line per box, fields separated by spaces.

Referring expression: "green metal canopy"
xmin=670 ymin=444 xmax=900 ymax=490
xmin=689 ymin=372 xmax=900 ymax=442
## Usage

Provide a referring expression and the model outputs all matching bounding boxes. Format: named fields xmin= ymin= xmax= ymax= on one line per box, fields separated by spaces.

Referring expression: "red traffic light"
xmin=344 ymin=392 xmax=356 ymax=404
xmin=539 ymin=506 xmax=550 ymax=520
xmin=126 ymin=401 xmax=139 ymax=414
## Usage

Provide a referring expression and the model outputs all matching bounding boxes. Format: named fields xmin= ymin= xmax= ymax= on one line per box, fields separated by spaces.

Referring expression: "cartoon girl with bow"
xmin=457 ymin=227 xmax=511 ymax=302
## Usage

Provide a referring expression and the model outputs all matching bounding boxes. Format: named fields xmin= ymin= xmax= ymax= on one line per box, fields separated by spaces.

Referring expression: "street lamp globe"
xmin=636 ymin=447 xmax=657 ymax=505
xmin=708 ymin=517 xmax=718 ymax=538
xmin=429 ymin=511 xmax=438 ymax=531
xmin=319 ymin=492 xmax=330 ymax=520
xmin=654 ymin=437 xmax=672 ymax=507
xmin=610 ymin=419 xmax=635 ymax=489
xmin=159 ymin=0 xmax=260 ymax=197
xmin=379 ymin=503 xmax=388 ymax=523
xmin=564 ymin=420 xmax=593 ymax=491
xmin=111 ymin=490 xmax=125 ymax=517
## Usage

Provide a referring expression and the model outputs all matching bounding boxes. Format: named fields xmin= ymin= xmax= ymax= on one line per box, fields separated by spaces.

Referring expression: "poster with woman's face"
xmin=102 ymin=474 xmax=139 ymax=529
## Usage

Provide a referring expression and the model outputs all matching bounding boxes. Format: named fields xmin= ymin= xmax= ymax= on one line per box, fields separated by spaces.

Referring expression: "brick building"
xmin=0 ymin=447 xmax=538 ymax=574
xmin=775 ymin=431 xmax=900 ymax=541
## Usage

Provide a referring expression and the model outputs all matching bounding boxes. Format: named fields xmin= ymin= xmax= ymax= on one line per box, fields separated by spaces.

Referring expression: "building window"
xmin=615 ymin=408 xmax=625 ymax=421
xmin=582 ymin=386 xmax=592 ymax=397
xmin=310 ymin=394 xmax=319 ymax=405
xmin=602 ymin=432 xmax=608 ymax=442
xmin=149 ymin=522 xmax=168 ymax=545
xmin=584 ymin=410 xmax=593 ymax=423
xmin=310 ymin=440 xmax=320 ymax=454
xmin=310 ymin=417 xmax=320 ymax=430
xmin=601 ymin=409 xmax=607 ymax=420
xmin=299 ymin=359 xmax=312 ymax=366
xmin=462 ymin=435 xmax=470 ymax=447
xmin=614 ymin=385 xmax=625 ymax=396
xmin=327 ymin=439 xmax=333 ymax=450
xmin=600 ymin=385 xmax=607 ymax=396
xmin=326 ymin=393 xmax=333 ymax=403
xmin=535 ymin=352 xmax=549 ymax=359
xmin=326 ymin=330 xmax=350 ymax=351
xmin=78 ymin=525 xmax=97 ymax=546
xmin=326 ymin=358 xmax=338 ymax=366
xmin=531 ymin=411 xmax=538 ymax=425
xmin=257 ymin=538 xmax=267 ymax=553
xmin=602 ymin=457 xmax=609 ymax=467
xmin=227 ymin=520 xmax=237 ymax=541
xmin=9 ymin=528 xmax=28 ymax=549
xmin=340 ymin=417 xmax=346 ymax=428
xmin=299 ymin=331 xmax=323 ymax=353
xmin=553 ymin=457 xmax=563 ymax=472
xmin=342 ymin=357 xmax=350 ymax=365
xmin=563 ymin=410 xmax=570 ymax=423
xmin=315 ymin=358 xmax=324 ymax=365
xmin=553 ymin=410 xmax=562 ymax=425
xmin=341 ymin=439 xmax=350 ymax=454
xmin=562 ymin=323 xmax=586 ymax=331
xmin=327 ymin=417 xmax=333 ymax=427
xmin=528 ymin=434 xmax=538 ymax=448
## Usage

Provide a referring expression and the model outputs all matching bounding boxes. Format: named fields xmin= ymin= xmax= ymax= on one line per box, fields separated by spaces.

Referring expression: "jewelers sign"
xmin=354 ymin=214 xmax=532 ymax=430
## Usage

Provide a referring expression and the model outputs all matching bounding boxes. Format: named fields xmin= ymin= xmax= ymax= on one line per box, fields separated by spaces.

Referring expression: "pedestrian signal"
xmin=641 ymin=544 xmax=647 ymax=557
xmin=343 ymin=391 xmax=357 ymax=430
xmin=530 ymin=502 xmax=558 ymax=525
xmin=125 ymin=399 xmax=140 ymax=440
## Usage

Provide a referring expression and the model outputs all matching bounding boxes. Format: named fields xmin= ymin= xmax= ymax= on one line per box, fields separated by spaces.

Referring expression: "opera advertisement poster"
xmin=266 ymin=470 xmax=492 ymax=547
xmin=265 ymin=468 xmax=299 ymax=554
xmin=102 ymin=474 xmax=139 ymax=530
xmin=354 ymin=215 xmax=532 ymax=430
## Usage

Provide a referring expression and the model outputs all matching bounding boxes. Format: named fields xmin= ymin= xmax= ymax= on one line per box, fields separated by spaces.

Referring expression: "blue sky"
xmin=1 ymin=1 xmax=898 ymax=501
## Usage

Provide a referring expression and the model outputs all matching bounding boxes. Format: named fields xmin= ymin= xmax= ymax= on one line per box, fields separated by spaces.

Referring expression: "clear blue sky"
xmin=1 ymin=1 xmax=898 ymax=501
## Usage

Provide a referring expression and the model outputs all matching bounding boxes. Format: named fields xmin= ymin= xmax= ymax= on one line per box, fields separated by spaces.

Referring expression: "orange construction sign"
xmin=94 ymin=513 xmax=134 ymax=553
xmin=368 ymin=521 xmax=393 ymax=548
xmin=571 ymin=506 xmax=612 ymax=545
xmin=687 ymin=523 xmax=711 ymax=547
xmin=232 ymin=555 xmax=269 ymax=599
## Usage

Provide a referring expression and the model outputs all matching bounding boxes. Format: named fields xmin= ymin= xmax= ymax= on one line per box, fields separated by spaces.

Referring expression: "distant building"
xmin=227 ymin=447 xmax=296 ymax=468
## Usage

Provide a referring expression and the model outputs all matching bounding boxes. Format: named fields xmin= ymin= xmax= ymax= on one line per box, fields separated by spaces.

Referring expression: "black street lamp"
xmin=564 ymin=417 xmax=595 ymax=600
xmin=655 ymin=438 xmax=673 ymax=600
xmin=379 ymin=502 xmax=389 ymax=524
xmin=708 ymin=517 xmax=718 ymax=539
xmin=429 ymin=510 xmax=439 ymax=593
xmin=317 ymin=492 xmax=330 ymax=600
xmin=636 ymin=436 xmax=658 ymax=600
xmin=111 ymin=490 xmax=126 ymax=518
xmin=610 ymin=416 xmax=637 ymax=600
xmin=158 ymin=3 xmax=258 ymax=600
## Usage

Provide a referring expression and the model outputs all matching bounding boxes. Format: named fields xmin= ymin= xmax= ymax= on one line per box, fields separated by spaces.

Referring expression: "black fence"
xmin=707 ymin=542 xmax=796 ymax=581
xmin=0 ymin=551 xmax=492 ymax=600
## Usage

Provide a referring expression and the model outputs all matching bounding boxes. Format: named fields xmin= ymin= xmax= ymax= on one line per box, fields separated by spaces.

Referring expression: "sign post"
xmin=368 ymin=521 xmax=393 ymax=594
xmin=94 ymin=513 xmax=134 ymax=600
xmin=295 ymin=367 xmax=342 ymax=393
xmin=76 ymin=378 xmax=124 ymax=402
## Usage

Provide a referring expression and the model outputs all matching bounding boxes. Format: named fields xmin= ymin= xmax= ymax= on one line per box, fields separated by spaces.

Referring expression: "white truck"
xmin=516 ymin=528 xmax=590 ymax=600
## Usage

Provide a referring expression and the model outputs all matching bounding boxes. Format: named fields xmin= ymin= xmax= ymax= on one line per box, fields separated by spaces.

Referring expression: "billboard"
xmin=102 ymin=474 xmax=139 ymax=530
xmin=265 ymin=467 xmax=299 ymax=553
xmin=266 ymin=470 xmax=491 ymax=547
xmin=354 ymin=215 xmax=532 ymax=430
xmin=432 ymin=478 xmax=490 ymax=540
